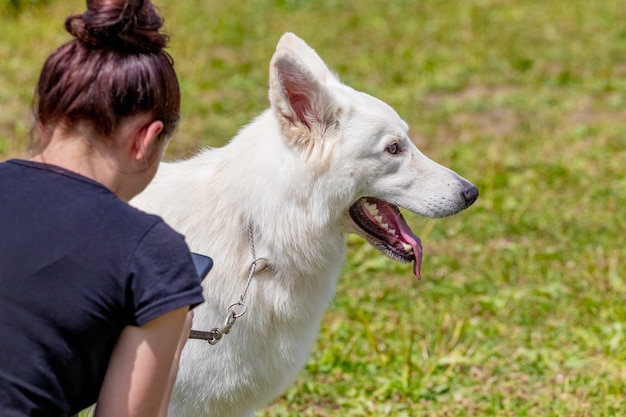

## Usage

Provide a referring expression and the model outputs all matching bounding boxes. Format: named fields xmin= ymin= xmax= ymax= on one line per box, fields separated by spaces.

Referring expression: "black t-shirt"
xmin=0 ymin=159 xmax=205 ymax=417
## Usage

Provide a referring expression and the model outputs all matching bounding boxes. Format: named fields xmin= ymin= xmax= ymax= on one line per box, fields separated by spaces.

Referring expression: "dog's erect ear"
xmin=275 ymin=33 xmax=339 ymax=84
xmin=270 ymin=35 xmax=338 ymax=146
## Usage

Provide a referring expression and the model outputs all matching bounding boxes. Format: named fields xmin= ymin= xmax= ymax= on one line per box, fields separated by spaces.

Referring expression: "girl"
xmin=0 ymin=1 xmax=204 ymax=416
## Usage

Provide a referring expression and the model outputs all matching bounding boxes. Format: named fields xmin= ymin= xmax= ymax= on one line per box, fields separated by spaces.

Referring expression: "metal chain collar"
xmin=188 ymin=225 xmax=265 ymax=345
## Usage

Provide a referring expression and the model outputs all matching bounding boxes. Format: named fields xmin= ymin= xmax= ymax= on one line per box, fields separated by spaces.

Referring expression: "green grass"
xmin=2 ymin=1 xmax=625 ymax=416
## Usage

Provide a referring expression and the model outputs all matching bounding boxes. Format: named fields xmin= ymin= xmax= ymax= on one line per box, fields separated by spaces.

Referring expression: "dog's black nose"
xmin=462 ymin=183 xmax=479 ymax=207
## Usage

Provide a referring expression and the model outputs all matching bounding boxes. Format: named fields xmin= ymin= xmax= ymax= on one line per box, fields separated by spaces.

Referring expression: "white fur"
xmin=132 ymin=33 xmax=477 ymax=417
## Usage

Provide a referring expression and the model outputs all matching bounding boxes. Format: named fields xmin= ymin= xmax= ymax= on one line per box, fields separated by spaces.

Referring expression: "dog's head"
xmin=269 ymin=33 xmax=478 ymax=279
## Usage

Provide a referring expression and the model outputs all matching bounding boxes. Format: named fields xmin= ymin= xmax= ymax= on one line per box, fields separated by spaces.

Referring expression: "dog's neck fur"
xmin=156 ymin=112 xmax=348 ymax=273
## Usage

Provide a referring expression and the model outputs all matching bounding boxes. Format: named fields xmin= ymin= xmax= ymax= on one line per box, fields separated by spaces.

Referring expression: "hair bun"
xmin=65 ymin=0 xmax=168 ymax=54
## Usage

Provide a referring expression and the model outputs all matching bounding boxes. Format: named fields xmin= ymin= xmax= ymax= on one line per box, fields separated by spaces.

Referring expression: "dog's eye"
xmin=386 ymin=143 xmax=401 ymax=155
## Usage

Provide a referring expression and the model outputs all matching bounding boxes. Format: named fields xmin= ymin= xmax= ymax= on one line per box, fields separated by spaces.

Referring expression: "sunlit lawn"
xmin=2 ymin=1 xmax=625 ymax=416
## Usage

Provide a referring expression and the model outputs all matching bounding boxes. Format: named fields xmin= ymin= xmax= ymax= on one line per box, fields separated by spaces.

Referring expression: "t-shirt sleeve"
xmin=127 ymin=221 xmax=205 ymax=326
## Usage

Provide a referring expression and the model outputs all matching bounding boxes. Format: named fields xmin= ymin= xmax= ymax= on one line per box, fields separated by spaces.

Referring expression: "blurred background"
xmin=2 ymin=1 xmax=624 ymax=416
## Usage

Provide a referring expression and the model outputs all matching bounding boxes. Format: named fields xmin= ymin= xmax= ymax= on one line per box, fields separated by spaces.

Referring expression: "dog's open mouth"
xmin=348 ymin=197 xmax=423 ymax=279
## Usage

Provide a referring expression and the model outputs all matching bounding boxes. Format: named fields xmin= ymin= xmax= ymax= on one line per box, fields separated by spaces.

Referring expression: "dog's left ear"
xmin=269 ymin=48 xmax=338 ymax=145
xmin=274 ymin=33 xmax=339 ymax=84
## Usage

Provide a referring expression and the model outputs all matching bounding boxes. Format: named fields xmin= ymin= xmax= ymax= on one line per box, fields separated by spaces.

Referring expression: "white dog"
xmin=132 ymin=33 xmax=478 ymax=417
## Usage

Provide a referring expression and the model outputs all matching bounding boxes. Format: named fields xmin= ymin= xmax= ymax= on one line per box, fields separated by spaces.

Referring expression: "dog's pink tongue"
xmin=398 ymin=226 xmax=423 ymax=280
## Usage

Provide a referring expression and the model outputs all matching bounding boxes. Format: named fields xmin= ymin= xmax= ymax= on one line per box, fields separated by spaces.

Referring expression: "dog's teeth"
xmin=375 ymin=215 xmax=383 ymax=223
xmin=381 ymin=223 xmax=389 ymax=231
xmin=365 ymin=202 xmax=379 ymax=216
xmin=402 ymin=242 xmax=413 ymax=253
xmin=389 ymin=229 xmax=397 ymax=236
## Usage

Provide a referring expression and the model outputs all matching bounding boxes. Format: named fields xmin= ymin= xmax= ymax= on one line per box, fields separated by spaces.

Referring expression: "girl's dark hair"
xmin=33 ymin=0 xmax=180 ymax=148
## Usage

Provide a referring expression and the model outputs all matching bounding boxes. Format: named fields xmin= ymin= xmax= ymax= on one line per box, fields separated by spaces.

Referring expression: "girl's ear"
xmin=134 ymin=120 xmax=164 ymax=162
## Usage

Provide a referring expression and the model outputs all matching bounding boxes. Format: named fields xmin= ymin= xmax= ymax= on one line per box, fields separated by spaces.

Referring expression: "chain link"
xmin=188 ymin=224 xmax=264 ymax=344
